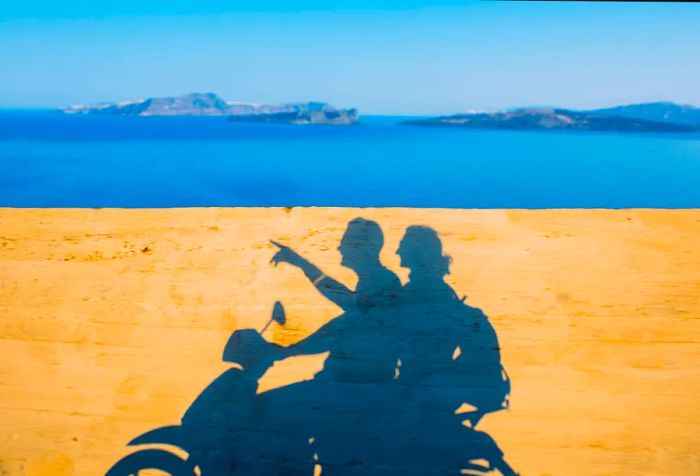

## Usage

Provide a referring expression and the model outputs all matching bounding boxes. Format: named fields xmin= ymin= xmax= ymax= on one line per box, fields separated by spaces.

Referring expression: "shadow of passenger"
xmin=362 ymin=225 xmax=516 ymax=475
xmin=394 ymin=226 xmax=510 ymax=426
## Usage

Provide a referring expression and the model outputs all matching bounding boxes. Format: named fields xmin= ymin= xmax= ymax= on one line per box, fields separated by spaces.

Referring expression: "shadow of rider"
xmin=270 ymin=217 xmax=403 ymax=384
xmin=394 ymin=225 xmax=510 ymax=427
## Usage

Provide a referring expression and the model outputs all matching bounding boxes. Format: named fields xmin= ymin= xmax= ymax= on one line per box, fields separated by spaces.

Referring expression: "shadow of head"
xmin=397 ymin=225 xmax=452 ymax=279
xmin=338 ymin=217 xmax=385 ymax=272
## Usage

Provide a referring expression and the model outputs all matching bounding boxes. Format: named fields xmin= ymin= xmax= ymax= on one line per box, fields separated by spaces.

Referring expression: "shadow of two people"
xmin=108 ymin=218 xmax=517 ymax=476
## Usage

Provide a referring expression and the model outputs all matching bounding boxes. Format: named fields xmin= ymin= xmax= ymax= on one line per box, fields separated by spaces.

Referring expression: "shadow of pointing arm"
xmin=292 ymin=257 xmax=354 ymax=311
xmin=270 ymin=240 xmax=354 ymax=311
xmin=312 ymin=274 xmax=354 ymax=312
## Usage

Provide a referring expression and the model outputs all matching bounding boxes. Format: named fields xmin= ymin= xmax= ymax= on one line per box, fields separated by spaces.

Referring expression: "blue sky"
xmin=1 ymin=1 xmax=699 ymax=114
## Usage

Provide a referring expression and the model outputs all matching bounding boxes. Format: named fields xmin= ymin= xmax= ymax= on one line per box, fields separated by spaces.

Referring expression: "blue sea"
xmin=1 ymin=110 xmax=699 ymax=208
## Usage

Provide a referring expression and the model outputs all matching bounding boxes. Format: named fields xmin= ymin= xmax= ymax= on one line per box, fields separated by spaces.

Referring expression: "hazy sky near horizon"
xmin=2 ymin=1 xmax=699 ymax=114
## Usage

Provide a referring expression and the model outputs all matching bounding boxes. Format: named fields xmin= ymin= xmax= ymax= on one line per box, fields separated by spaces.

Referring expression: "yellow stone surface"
xmin=1 ymin=207 xmax=699 ymax=475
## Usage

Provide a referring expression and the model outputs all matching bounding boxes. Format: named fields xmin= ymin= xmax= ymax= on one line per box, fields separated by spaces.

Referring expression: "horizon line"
xmin=0 ymin=98 xmax=697 ymax=118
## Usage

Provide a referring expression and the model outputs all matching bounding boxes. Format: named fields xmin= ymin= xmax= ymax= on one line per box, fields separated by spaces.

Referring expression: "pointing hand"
xmin=270 ymin=240 xmax=303 ymax=267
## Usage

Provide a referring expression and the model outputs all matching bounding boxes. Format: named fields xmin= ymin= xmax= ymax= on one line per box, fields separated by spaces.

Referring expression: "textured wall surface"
xmin=1 ymin=208 xmax=699 ymax=475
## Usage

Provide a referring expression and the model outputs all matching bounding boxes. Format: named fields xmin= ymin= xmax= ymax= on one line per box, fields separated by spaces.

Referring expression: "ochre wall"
xmin=1 ymin=208 xmax=699 ymax=475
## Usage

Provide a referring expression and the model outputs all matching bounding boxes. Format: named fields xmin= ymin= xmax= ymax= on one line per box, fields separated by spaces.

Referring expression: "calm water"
xmin=1 ymin=110 xmax=699 ymax=208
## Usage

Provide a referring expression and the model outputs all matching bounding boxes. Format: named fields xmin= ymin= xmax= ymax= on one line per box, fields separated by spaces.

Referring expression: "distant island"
xmin=61 ymin=92 xmax=359 ymax=125
xmin=403 ymin=102 xmax=700 ymax=133
xmin=591 ymin=102 xmax=700 ymax=126
xmin=60 ymin=96 xmax=700 ymax=132
xmin=226 ymin=101 xmax=359 ymax=125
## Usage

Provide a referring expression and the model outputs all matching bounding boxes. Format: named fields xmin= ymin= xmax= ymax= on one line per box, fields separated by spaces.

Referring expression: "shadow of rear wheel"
xmin=105 ymin=448 xmax=197 ymax=476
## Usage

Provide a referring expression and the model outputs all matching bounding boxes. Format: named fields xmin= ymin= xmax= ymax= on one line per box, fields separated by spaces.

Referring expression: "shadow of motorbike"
xmin=105 ymin=302 xmax=518 ymax=476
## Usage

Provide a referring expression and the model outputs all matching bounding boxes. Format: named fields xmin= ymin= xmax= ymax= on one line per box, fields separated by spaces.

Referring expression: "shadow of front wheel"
xmin=105 ymin=448 xmax=197 ymax=476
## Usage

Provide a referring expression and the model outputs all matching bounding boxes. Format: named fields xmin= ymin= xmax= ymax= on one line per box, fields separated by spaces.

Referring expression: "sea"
xmin=1 ymin=110 xmax=699 ymax=208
